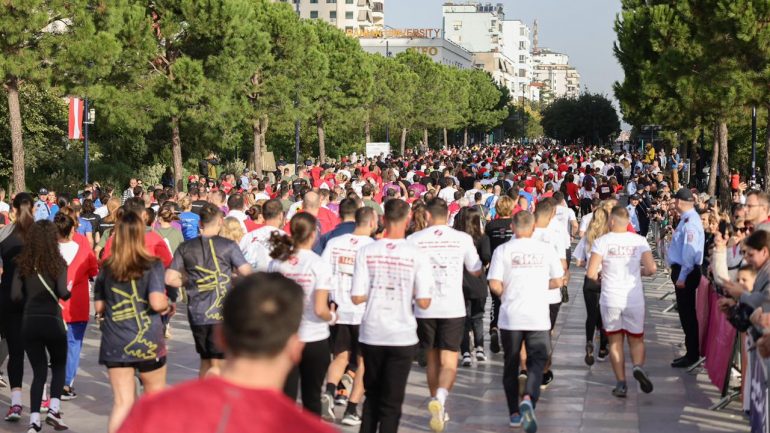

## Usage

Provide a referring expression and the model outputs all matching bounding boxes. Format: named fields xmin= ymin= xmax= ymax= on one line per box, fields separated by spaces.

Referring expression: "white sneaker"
xmin=320 ymin=393 xmax=336 ymax=422
xmin=461 ymin=352 xmax=472 ymax=367
xmin=474 ymin=347 xmax=487 ymax=362
xmin=428 ymin=398 xmax=448 ymax=432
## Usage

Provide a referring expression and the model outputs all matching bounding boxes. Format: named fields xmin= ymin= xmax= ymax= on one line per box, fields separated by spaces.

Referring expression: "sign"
xmin=348 ymin=28 xmax=442 ymax=39
xmin=366 ymin=142 xmax=391 ymax=158
xmin=407 ymin=46 xmax=439 ymax=56
xmin=749 ymin=351 xmax=768 ymax=433
xmin=68 ymin=97 xmax=84 ymax=140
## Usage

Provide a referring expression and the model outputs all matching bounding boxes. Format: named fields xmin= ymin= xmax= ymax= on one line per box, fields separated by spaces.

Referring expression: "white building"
xmin=275 ymin=0 xmax=380 ymax=31
xmin=358 ymin=37 xmax=474 ymax=69
xmin=532 ymin=48 xmax=580 ymax=102
xmin=501 ymin=19 xmax=532 ymax=102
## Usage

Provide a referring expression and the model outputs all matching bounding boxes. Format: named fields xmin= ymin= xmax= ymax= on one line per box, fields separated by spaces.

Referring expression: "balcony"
xmin=372 ymin=2 xmax=383 ymax=12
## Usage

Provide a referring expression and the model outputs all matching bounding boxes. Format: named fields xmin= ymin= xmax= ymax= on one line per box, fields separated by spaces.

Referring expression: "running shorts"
xmin=417 ymin=317 xmax=465 ymax=351
xmin=103 ymin=357 xmax=167 ymax=373
xmin=331 ymin=324 xmax=360 ymax=357
xmin=601 ymin=304 xmax=645 ymax=336
xmin=190 ymin=324 xmax=225 ymax=359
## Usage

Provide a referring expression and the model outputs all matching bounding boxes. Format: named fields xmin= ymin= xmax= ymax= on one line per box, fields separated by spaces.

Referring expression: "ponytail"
xmin=12 ymin=192 xmax=34 ymax=238
xmin=269 ymin=232 xmax=295 ymax=261
xmin=269 ymin=212 xmax=317 ymax=261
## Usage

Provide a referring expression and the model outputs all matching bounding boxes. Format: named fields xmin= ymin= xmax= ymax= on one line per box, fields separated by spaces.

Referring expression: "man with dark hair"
xmin=352 ymin=198 xmax=432 ymax=433
xmin=166 ymin=203 xmax=252 ymax=377
xmin=408 ymin=198 xmax=482 ymax=432
xmin=118 ymin=274 xmax=338 ymax=433
xmin=361 ymin=184 xmax=383 ymax=216
xmin=227 ymin=193 xmax=248 ymax=232
xmin=316 ymin=198 xmax=361 ymax=253
xmin=189 ymin=188 xmax=208 ymax=215
xmin=240 ymin=199 xmax=286 ymax=272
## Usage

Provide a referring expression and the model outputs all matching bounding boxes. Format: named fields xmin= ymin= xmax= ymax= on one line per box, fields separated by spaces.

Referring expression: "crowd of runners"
xmin=0 ymin=140 xmax=766 ymax=433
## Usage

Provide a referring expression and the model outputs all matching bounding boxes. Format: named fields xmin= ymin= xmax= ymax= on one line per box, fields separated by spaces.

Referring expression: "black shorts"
xmin=331 ymin=324 xmax=360 ymax=357
xmin=417 ymin=317 xmax=465 ymax=351
xmin=103 ymin=357 xmax=167 ymax=373
xmin=190 ymin=324 xmax=225 ymax=360
xmin=549 ymin=303 xmax=562 ymax=330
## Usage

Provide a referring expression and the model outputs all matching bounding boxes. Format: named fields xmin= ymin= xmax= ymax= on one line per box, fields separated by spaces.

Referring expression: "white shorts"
xmin=600 ymin=304 xmax=645 ymax=336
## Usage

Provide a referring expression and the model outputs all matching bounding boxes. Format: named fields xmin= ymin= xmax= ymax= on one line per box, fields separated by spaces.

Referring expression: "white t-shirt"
xmin=321 ymin=233 xmax=374 ymax=325
xmin=351 ymin=239 xmax=433 ymax=346
xmin=94 ymin=206 xmax=109 ymax=219
xmin=439 ymin=186 xmax=456 ymax=203
xmin=59 ymin=241 xmax=79 ymax=265
xmin=239 ymin=226 xmax=285 ymax=271
xmin=532 ymin=227 xmax=566 ymax=304
xmin=286 ymin=201 xmax=303 ymax=220
xmin=579 ymin=212 xmax=593 ymax=235
xmin=552 ymin=205 xmax=577 ymax=245
xmin=487 ymin=237 xmax=564 ymax=331
xmin=0 ymin=201 xmax=9 ymax=215
xmin=268 ymin=249 xmax=332 ymax=343
xmin=227 ymin=209 xmax=248 ymax=232
xmin=407 ymin=225 xmax=482 ymax=318
xmin=591 ymin=232 xmax=651 ymax=308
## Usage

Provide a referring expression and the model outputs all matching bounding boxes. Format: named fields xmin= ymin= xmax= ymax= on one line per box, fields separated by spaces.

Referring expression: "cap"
xmin=674 ymin=188 xmax=694 ymax=202
xmin=630 ymin=194 xmax=640 ymax=201
xmin=38 ymin=188 xmax=48 ymax=196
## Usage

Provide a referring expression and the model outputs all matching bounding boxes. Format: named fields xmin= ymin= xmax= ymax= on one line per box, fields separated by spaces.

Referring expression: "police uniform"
xmin=666 ymin=189 xmax=704 ymax=366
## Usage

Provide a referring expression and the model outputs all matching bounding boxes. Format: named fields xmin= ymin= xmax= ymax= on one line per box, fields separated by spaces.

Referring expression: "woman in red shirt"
xmin=54 ymin=212 xmax=98 ymax=400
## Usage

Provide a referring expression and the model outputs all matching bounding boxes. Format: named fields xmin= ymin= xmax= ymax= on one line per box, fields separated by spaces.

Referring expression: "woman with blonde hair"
xmin=219 ymin=216 xmax=245 ymax=244
xmin=95 ymin=212 xmax=169 ymax=433
xmin=95 ymin=197 xmax=122 ymax=257
xmin=574 ymin=204 xmax=612 ymax=366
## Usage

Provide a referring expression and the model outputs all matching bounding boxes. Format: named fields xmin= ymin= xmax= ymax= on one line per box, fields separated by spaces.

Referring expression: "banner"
xmin=68 ymin=97 xmax=84 ymax=140
xmin=366 ymin=142 xmax=391 ymax=158
xmin=696 ymin=276 xmax=712 ymax=355
xmin=703 ymin=288 xmax=737 ymax=392
xmin=749 ymin=350 xmax=768 ymax=433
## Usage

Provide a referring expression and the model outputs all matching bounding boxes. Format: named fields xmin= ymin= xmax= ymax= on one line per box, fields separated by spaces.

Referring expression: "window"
xmin=345 ymin=11 xmax=353 ymax=19
xmin=519 ymin=41 xmax=526 ymax=50
xmin=327 ymin=0 xmax=336 ymax=3
xmin=310 ymin=0 xmax=318 ymax=3
xmin=309 ymin=10 xmax=318 ymax=18
xmin=519 ymin=69 xmax=526 ymax=78
xmin=519 ymin=55 xmax=526 ymax=63
xmin=520 ymin=27 xmax=526 ymax=36
xmin=329 ymin=11 xmax=336 ymax=19
xmin=346 ymin=0 xmax=353 ymax=3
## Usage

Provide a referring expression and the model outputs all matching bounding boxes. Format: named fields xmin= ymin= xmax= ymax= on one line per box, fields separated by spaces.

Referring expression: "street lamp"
xmin=752 ymin=106 xmax=757 ymax=185
xmin=294 ymin=0 xmax=301 ymax=173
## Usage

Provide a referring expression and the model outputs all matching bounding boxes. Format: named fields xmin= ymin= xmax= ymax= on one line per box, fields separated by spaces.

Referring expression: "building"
xmin=532 ymin=48 xmax=580 ymax=102
xmin=500 ymin=19 xmax=532 ymax=102
xmin=358 ymin=37 xmax=474 ymax=69
xmin=275 ymin=0 xmax=380 ymax=31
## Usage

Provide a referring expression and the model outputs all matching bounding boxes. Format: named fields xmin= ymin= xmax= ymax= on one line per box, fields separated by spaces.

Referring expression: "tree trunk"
xmin=707 ymin=124 xmax=719 ymax=196
xmin=259 ymin=116 xmax=269 ymax=178
xmin=423 ymin=128 xmax=428 ymax=152
xmin=463 ymin=128 xmax=468 ymax=147
xmin=400 ymin=128 xmax=408 ymax=156
xmin=364 ymin=118 xmax=371 ymax=144
xmin=765 ymin=108 xmax=770 ymax=189
xmin=171 ymin=115 xmax=183 ymax=192
xmin=253 ymin=120 xmax=263 ymax=179
xmin=7 ymin=79 xmax=25 ymax=193
xmin=317 ymin=114 xmax=326 ymax=164
xmin=443 ymin=128 xmax=448 ymax=149
xmin=717 ymin=121 xmax=731 ymax=210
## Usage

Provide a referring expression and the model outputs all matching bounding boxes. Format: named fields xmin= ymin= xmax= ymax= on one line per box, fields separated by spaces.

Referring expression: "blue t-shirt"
xmin=179 ymin=211 xmax=201 ymax=241
xmin=77 ymin=218 xmax=93 ymax=236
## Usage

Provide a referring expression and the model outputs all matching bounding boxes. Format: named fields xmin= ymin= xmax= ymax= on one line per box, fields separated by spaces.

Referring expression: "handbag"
xmin=561 ymin=285 xmax=569 ymax=304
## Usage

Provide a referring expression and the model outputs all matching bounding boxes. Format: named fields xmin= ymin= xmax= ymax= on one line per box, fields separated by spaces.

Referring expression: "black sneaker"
xmin=490 ymin=328 xmax=500 ymax=354
xmin=612 ymin=385 xmax=627 ymax=398
xmin=541 ymin=370 xmax=554 ymax=389
xmin=61 ymin=386 xmax=77 ymax=401
xmin=633 ymin=366 xmax=653 ymax=393
xmin=584 ymin=342 xmax=595 ymax=366
xmin=597 ymin=347 xmax=609 ymax=362
xmin=27 ymin=422 xmax=42 ymax=433
xmin=45 ymin=410 xmax=69 ymax=431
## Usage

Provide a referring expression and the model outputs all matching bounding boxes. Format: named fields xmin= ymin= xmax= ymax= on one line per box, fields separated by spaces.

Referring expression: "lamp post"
xmin=294 ymin=0 xmax=301 ymax=173
xmin=752 ymin=106 xmax=757 ymax=185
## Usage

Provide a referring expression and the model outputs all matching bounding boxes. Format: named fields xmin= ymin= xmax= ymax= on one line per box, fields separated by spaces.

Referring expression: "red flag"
xmin=68 ymin=97 xmax=84 ymax=140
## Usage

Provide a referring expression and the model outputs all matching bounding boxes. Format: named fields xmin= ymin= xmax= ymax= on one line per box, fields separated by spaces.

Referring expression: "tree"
xmin=1 ymin=1 xmax=70 ymax=192
xmin=463 ymin=69 xmax=508 ymax=146
xmin=365 ymin=53 xmax=418 ymax=148
xmin=541 ymin=93 xmax=619 ymax=145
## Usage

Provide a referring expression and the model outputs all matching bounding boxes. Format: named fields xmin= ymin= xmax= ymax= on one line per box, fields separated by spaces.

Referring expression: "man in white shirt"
xmin=488 ymin=211 xmax=564 ymax=433
xmin=407 ymin=198 xmax=482 ymax=432
xmin=226 ymin=193 xmax=248 ymax=232
xmin=239 ymin=199 xmax=285 ymax=271
xmin=438 ymin=178 xmax=457 ymax=203
xmin=351 ymin=199 xmax=432 ymax=433
xmin=253 ymin=181 xmax=271 ymax=201
xmin=586 ymin=206 xmax=656 ymax=398
xmin=321 ymin=207 xmax=377 ymax=426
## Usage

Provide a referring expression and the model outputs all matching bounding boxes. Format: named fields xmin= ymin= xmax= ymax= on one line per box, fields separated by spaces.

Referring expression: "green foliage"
xmin=541 ymin=93 xmax=620 ymax=145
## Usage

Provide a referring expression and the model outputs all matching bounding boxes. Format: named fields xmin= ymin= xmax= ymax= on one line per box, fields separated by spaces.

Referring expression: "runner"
xmin=407 ymin=198 xmax=482 ymax=432
xmin=320 ymin=207 xmax=377 ymax=425
xmin=484 ymin=195 xmax=517 ymax=354
xmin=116 ymin=273 xmax=337 ymax=433
xmin=268 ymin=212 xmax=336 ymax=416
xmin=488 ymin=211 xmax=564 ymax=433
xmin=351 ymin=198 xmax=433 ymax=433
xmin=240 ymin=199 xmax=285 ymax=271
xmin=586 ymin=206 xmax=656 ymax=397
xmin=165 ymin=203 xmax=252 ymax=377
xmin=94 ymin=212 xmax=170 ymax=433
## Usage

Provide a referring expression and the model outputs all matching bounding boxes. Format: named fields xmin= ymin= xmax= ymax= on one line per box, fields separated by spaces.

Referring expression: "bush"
xmin=136 ymin=163 xmax=167 ymax=188
xmin=220 ymin=158 xmax=247 ymax=178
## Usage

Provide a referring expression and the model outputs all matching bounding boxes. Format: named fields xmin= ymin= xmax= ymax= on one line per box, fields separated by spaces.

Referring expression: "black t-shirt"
xmin=94 ymin=260 xmax=166 ymax=364
xmin=485 ymin=217 xmax=513 ymax=253
xmin=0 ymin=229 xmax=24 ymax=315
xmin=11 ymin=269 xmax=70 ymax=321
xmin=191 ymin=200 xmax=208 ymax=215
xmin=170 ymin=236 xmax=248 ymax=326
xmin=598 ymin=183 xmax=612 ymax=200
xmin=81 ymin=212 xmax=102 ymax=237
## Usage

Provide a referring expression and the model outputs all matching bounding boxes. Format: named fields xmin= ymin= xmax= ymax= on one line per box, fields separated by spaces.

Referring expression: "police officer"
xmin=667 ymin=188 xmax=705 ymax=368
xmin=33 ymin=188 xmax=51 ymax=222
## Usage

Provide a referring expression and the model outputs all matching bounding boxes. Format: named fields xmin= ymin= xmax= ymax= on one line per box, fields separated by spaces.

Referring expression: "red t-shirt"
xmin=61 ymin=234 xmax=98 ymax=323
xmin=102 ymin=230 xmax=173 ymax=268
xmin=244 ymin=219 xmax=260 ymax=233
xmin=117 ymin=377 xmax=337 ymax=433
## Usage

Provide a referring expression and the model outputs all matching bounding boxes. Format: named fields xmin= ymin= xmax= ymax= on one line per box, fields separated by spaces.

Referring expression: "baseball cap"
xmin=674 ymin=188 xmax=695 ymax=202
xmin=38 ymin=188 xmax=48 ymax=196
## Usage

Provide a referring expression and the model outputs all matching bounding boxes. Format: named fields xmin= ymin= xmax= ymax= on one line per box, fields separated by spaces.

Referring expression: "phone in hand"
xmin=718 ymin=220 xmax=728 ymax=237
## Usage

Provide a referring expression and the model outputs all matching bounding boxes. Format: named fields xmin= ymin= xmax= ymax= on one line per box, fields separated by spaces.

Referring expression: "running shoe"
xmin=541 ymin=370 xmax=554 ymax=389
xmin=335 ymin=391 xmax=349 ymax=407
xmin=519 ymin=400 xmax=537 ymax=433
xmin=428 ymin=398 xmax=448 ymax=432
xmin=4 ymin=405 xmax=22 ymax=422
xmin=461 ymin=352 xmax=472 ymax=367
xmin=320 ymin=392 xmax=336 ymax=422
xmin=612 ymin=385 xmax=627 ymax=398
xmin=45 ymin=410 xmax=69 ymax=431
xmin=584 ymin=342 xmax=595 ymax=366
xmin=341 ymin=412 xmax=362 ymax=426
xmin=27 ymin=422 xmax=42 ymax=433
xmin=633 ymin=366 xmax=653 ymax=394
xmin=164 ymin=324 xmax=172 ymax=339
xmin=597 ymin=347 xmax=609 ymax=362
xmin=341 ymin=371 xmax=355 ymax=394
xmin=509 ymin=413 xmax=523 ymax=428
xmin=475 ymin=347 xmax=487 ymax=362
xmin=0 ymin=374 xmax=7 ymax=388
xmin=490 ymin=328 xmax=501 ymax=354
xmin=41 ymin=399 xmax=49 ymax=413
xmin=61 ymin=386 xmax=77 ymax=401
xmin=518 ymin=370 xmax=528 ymax=396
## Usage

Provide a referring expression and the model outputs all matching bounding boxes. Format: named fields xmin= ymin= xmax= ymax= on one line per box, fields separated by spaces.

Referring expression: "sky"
xmin=386 ymin=0 xmax=624 ymax=110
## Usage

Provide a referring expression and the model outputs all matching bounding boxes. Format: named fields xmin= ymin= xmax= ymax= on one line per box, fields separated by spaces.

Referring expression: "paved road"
xmin=1 ymin=264 xmax=750 ymax=433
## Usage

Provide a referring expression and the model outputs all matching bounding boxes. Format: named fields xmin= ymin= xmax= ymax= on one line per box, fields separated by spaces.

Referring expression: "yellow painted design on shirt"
xmin=195 ymin=238 xmax=230 ymax=321
xmin=110 ymin=280 xmax=157 ymax=359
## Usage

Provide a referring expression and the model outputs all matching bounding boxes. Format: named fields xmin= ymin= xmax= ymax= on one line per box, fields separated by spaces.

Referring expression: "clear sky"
xmin=385 ymin=0 xmax=624 ymax=111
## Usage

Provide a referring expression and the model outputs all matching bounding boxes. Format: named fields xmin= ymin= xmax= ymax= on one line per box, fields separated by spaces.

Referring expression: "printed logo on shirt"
xmin=510 ymin=253 xmax=545 ymax=267
xmin=195 ymin=239 xmax=231 ymax=321
xmin=111 ymin=280 xmax=158 ymax=359
xmin=434 ymin=229 xmax=443 ymax=236
xmin=289 ymin=256 xmax=299 ymax=266
xmin=350 ymin=237 xmax=359 ymax=245
xmin=607 ymin=244 xmax=636 ymax=257
xmin=686 ymin=231 xmax=694 ymax=242
xmin=386 ymin=243 xmax=396 ymax=250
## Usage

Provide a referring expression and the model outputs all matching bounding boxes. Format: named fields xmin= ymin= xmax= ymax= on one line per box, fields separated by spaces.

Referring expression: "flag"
xmin=68 ymin=97 xmax=84 ymax=140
